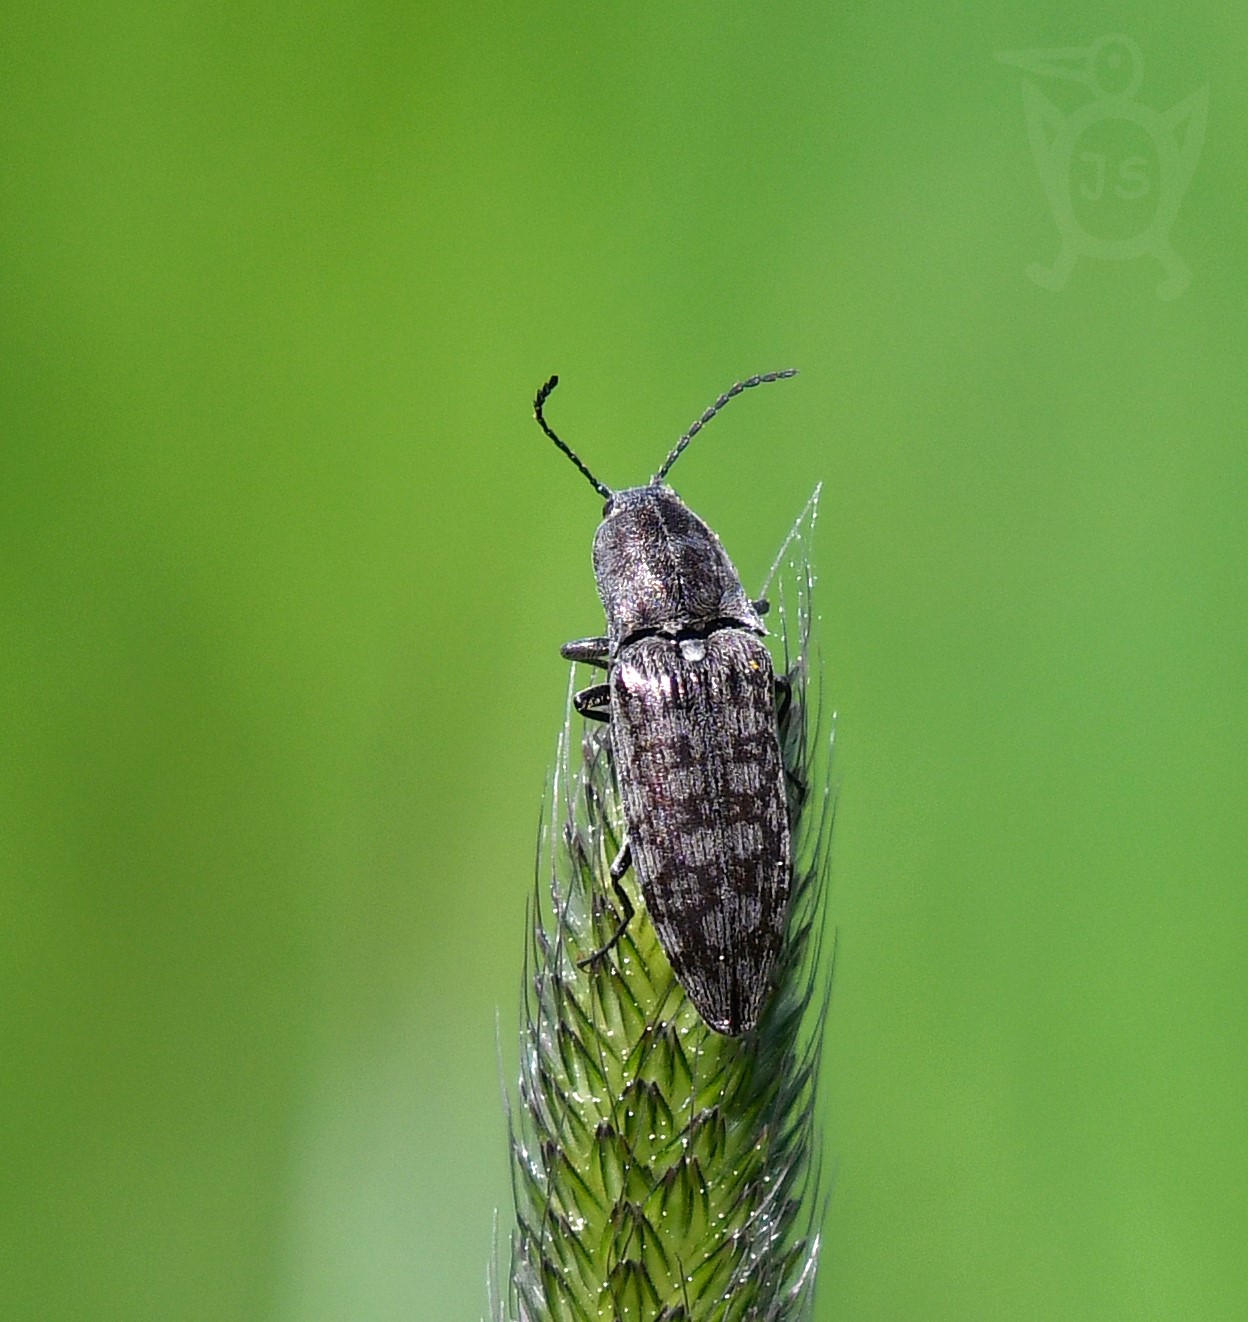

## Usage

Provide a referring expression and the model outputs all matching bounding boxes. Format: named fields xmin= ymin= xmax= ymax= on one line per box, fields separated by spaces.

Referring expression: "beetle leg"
xmin=561 ymin=635 xmax=610 ymax=669
xmin=784 ymin=762 xmax=808 ymax=809
xmin=609 ymin=839 xmax=632 ymax=881
xmin=573 ymin=683 xmax=611 ymax=723
xmin=578 ymin=841 xmax=635 ymax=969
xmin=774 ymin=673 xmax=808 ymax=804
xmin=774 ymin=673 xmax=792 ymax=726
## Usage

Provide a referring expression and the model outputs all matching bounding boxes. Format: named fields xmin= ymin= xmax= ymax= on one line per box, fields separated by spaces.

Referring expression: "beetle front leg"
xmin=573 ymin=683 xmax=611 ymax=723
xmin=561 ymin=635 xmax=610 ymax=669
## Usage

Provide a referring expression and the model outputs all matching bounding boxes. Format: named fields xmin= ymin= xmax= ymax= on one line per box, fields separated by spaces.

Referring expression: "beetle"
xmin=533 ymin=370 xmax=797 ymax=1035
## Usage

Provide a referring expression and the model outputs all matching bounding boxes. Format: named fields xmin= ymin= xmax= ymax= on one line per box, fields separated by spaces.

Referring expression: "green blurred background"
xmin=3 ymin=3 xmax=1244 ymax=1319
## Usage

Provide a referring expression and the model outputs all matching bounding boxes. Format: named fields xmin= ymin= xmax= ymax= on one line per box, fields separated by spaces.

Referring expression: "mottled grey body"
xmin=611 ymin=630 xmax=789 ymax=1034
xmin=571 ymin=484 xmax=792 ymax=1035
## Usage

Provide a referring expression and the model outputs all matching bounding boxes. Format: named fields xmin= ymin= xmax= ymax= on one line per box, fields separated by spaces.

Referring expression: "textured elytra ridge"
xmin=495 ymin=490 xmax=834 ymax=1322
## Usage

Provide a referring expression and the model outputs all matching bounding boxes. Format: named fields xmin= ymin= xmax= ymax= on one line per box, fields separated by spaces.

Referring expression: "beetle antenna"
xmin=533 ymin=375 xmax=613 ymax=500
xmin=652 ymin=369 xmax=798 ymax=485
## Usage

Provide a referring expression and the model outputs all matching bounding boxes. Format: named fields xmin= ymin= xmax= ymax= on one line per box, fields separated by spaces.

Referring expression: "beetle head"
xmin=532 ymin=371 xmax=796 ymax=647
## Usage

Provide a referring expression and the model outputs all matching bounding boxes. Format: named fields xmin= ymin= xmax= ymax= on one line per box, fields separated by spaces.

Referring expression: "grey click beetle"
xmin=533 ymin=370 xmax=798 ymax=1035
